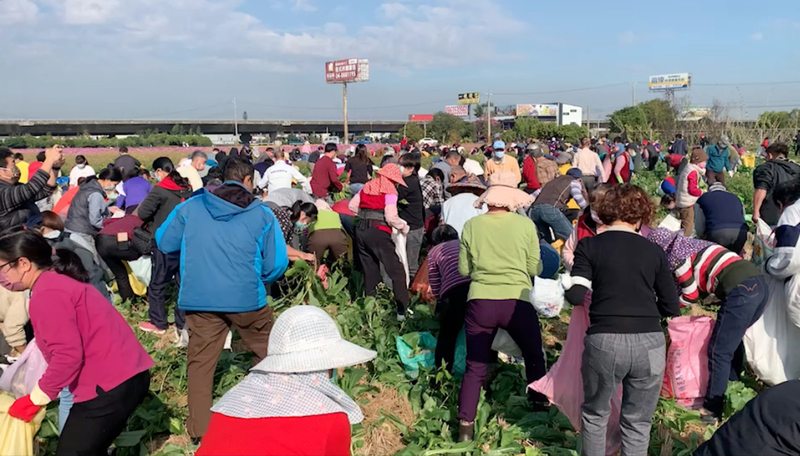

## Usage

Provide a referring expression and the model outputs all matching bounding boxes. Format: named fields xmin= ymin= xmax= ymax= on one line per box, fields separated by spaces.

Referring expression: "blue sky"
xmin=1 ymin=0 xmax=798 ymax=121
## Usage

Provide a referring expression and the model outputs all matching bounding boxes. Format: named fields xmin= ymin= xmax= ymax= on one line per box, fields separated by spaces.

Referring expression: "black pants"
xmin=355 ymin=225 xmax=409 ymax=315
xmin=96 ymin=234 xmax=142 ymax=302
xmin=435 ymin=282 xmax=470 ymax=372
xmin=149 ymin=241 xmax=185 ymax=330
xmin=57 ymin=370 xmax=150 ymax=456
xmin=706 ymin=227 xmax=749 ymax=255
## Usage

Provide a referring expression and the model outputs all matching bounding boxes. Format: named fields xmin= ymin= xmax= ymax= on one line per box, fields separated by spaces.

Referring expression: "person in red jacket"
xmin=196 ymin=305 xmax=376 ymax=456
xmin=311 ymin=143 xmax=344 ymax=203
xmin=521 ymin=144 xmax=541 ymax=193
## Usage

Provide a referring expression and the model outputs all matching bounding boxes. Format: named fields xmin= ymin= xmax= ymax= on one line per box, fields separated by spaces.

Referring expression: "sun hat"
xmin=376 ymin=163 xmax=407 ymax=187
xmin=493 ymin=140 xmax=506 ymax=151
xmin=449 ymin=175 xmax=487 ymax=195
xmin=690 ymin=148 xmax=708 ymax=164
xmin=474 ymin=171 xmax=533 ymax=211
xmin=252 ymin=306 xmax=377 ymax=373
xmin=555 ymin=152 xmax=573 ymax=165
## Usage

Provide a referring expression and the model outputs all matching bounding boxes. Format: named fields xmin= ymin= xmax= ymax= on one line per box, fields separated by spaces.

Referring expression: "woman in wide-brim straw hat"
xmin=456 ymin=171 xmax=548 ymax=442
xmin=196 ymin=306 xmax=377 ymax=456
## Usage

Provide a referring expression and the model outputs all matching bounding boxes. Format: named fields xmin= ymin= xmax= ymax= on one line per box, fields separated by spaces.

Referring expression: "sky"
xmin=1 ymin=0 xmax=799 ymax=122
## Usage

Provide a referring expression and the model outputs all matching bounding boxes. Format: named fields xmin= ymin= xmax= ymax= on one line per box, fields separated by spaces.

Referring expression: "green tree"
xmin=473 ymin=103 xmax=485 ymax=118
xmin=607 ymin=99 xmax=677 ymax=139
xmin=427 ymin=112 xmax=467 ymax=143
xmin=399 ymin=122 xmax=425 ymax=143
xmin=512 ymin=117 xmax=539 ymax=139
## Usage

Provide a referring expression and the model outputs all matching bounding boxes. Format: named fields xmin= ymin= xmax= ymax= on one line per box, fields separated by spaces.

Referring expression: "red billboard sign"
xmin=408 ymin=114 xmax=434 ymax=122
xmin=325 ymin=59 xmax=360 ymax=84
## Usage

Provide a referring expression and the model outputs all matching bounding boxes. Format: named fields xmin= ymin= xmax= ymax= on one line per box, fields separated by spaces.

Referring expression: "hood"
xmin=770 ymin=158 xmax=800 ymax=174
xmin=204 ymin=182 xmax=262 ymax=221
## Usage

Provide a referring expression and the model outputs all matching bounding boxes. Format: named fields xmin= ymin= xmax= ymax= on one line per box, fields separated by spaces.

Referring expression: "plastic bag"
xmin=661 ymin=316 xmax=714 ymax=409
xmin=0 ymin=392 xmax=46 ymax=456
xmin=0 ymin=340 xmax=48 ymax=399
xmin=126 ymin=256 xmax=152 ymax=288
xmin=658 ymin=214 xmax=682 ymax=231
xmin=410 ymin=256 xmax=434 ymax=304
xmin=492 ymin=329 xmax=522 ymax=358
xmin=530 ymin=293 xmax=622 ymax=456
xmin=396 ymin=332 xmax=437 ymax=379
xmin=744 ymin=275 xmax=800 ymax=385
xmin=752 ymin=219 xmax=776 ymax=269
xmin=529 ymin=276 xmax=564 ymax=319
xmin=391 ymin=229 xmax=410 ymax=286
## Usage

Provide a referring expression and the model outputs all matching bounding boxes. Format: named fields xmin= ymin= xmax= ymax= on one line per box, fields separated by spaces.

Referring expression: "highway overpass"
xmin=0 ymin=120 xmax=406 ymax=137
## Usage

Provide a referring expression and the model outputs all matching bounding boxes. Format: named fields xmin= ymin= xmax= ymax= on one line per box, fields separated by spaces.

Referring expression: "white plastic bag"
xmin=391 ymin=229 xmax=410 ymax=286
xmin=658 ymin=214 xmax=682 ymax=231
xmin=0 ymin=340 xmax=48 ymax=399
xmin=491 ymin=329 xmax=523 ymax=358
xmin=127 ymin=256 xmax=152 ymax=287
xmin=744 ymin=275 xmax=800 ymax=385
xmin=752 ymin=219 xmax=776 ymax=269
xmin=529 ymin=276 xmax=564 ymax=318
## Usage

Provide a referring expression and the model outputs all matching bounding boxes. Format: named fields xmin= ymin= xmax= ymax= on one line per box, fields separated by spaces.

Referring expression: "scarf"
xmin=158 ymin=176 xmax=189 ymax=191
xmin=361 ymin=174 xmax=397 ymax=197
xmin=211 ymin=371 xmax=365 ymax=423
xmin=648 ymin=227 xmax=713 ymax=271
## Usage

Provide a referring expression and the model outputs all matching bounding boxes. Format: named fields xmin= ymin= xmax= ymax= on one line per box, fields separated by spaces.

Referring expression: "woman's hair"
xmin=40 ymin=211 xmax=64 ymax=231
xmin=205 ymin=166 xmax=223 ymax=182
xmin=399 ymin=152 xmax=421 ymax=174
xmin=354 ymin=144 xmax=371 ymax=165
xmin=75 ymin=155 xmax=87 ymax=165
xmin=0 ymin=230 xmax=88 ymax=283
xmin=428 ymin=167 xmax=445 ymax=182
xmin=596 ymin=184 xmax=654 ymax=226
xmin=122 ymin=166 xmax=141 ymax=182
xmin=380 ymin=155 xmax=397 ymax=167
xmin=589 ymin=183 xmax=613 ymax=207
xmin=660 ymin=194 xmax=676 ymax=207
xmin=431 ymin=225 xmax=459 ymax=246
xmin=290 ymin=201 xmax=318 ymax=223
xmin=97 ymin=166 xmax=123 ymax=183
xmin=151 ymin=157 xmax=191 ymax=189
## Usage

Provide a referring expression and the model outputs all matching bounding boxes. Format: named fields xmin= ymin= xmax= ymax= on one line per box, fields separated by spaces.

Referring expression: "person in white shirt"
xmin=176 ymin=150 xmax=207 ymax=192
xmin=441 ymin=170 xmax=488 ymax=237
xmin=69 ymin=155 xmax=96 ymax=187
xmin=572 ymin=138 xmax=605 ymax=190
xmin=258 ymin=149 xmax=311 ymax=193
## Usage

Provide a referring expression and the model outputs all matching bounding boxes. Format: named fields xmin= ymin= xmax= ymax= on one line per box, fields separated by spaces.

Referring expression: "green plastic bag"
xmin=396 ymin=331 xmax=466 ymax=379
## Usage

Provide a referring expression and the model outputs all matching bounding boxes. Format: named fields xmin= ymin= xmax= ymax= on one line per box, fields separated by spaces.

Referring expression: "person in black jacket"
xmin=134 ymin=157 xmax=194 ymax=336
xmin=398 ymin=152 xmax=426 ymax=281
xmin=0 ymin=146 xmax=63 ymax=230
xmin=566 ymin=184 xmax=679 ymax=456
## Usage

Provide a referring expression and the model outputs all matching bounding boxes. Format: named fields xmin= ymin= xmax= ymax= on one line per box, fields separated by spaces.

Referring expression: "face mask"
xmin=155 ymin=173 xmax=163 ymax=182
xmin=295 ymin=221 xmax=308 ymax=229
xmin=77 ymin=164 xmax=86 ymax=169
xmin=697 ymin=163 xmax=707 ymax=169
xmin=106 ymin=191 xmax=119 ymax=201
xmin=494 ymin=151 xmax=505 ymax=159
xmin=0 ymin=270 xmax=24 ymax=292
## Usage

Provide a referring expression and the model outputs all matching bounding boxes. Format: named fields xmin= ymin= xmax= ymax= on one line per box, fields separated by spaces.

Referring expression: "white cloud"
xmin=750 ymin=32 xmax=763 ymax=41
xmin=63 ymin=0 xmax=120 ymax=24
xmin=380 ymin=2 xmax=409 ymax=19
xmin=293 ymin=0 xmax=316 ymax=12
xmin=618 ymin=31 xmax=636 ymax=45
xmin=0 ymin=0 xmax=39 ymax=24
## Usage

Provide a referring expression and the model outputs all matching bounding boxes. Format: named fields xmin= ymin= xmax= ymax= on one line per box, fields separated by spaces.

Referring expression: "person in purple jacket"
xmin=117 ymin=167 xmax=153 ymax=214
xmin=1 ymin=229 xmax=154 ymax=455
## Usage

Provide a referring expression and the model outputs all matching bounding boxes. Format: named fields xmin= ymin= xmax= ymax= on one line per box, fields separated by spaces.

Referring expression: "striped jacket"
xmin=675 ymin=245 xmax=742 ymax=306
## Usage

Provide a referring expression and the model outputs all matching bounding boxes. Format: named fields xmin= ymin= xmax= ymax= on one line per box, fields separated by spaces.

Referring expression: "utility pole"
xmin=631 ymin=82 xmax=637 ymax=107
xmin=233 ymin=98 xmax=239 ymax=145
xmin=342 ymin=83 xmax=349 ymax=143
xmin=586 ymin=106 xmax=590 ymax=134
xmin=486 ymin=92 xmax=492 ymax=142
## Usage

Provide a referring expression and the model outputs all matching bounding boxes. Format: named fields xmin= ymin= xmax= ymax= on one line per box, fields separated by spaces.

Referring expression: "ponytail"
xmin=167 ymin=170 xmax=191 ymax=189
xmin=152 ymin=156 xmax=191 ymax=189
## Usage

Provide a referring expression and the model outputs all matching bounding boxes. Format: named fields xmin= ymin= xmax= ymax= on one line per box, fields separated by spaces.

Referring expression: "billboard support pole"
xmin=233 ymin=98 xmax=239 ymax=145
xmin=343 ymin=82 xmax=348 ymax=144
xmin=487 ymin=92 xmax=492 ymax=142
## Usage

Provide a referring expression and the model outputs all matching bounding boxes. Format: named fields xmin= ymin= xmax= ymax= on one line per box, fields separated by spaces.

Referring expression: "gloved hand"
xmin=8 ymin=395 xmax=42 ymax=422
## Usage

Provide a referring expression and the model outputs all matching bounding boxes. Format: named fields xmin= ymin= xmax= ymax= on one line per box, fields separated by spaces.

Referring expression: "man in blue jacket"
xmin=156 ymin=157 xmax=289 ymax=441
xmin=705 ymin=135 xmax=731 ymax=185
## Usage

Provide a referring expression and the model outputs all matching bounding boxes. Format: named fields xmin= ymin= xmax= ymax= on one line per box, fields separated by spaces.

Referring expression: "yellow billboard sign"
xmin=648 ymin=73 xmax=691 ymax=91
xmin=458 ymin=92 xmax=480 ymax=105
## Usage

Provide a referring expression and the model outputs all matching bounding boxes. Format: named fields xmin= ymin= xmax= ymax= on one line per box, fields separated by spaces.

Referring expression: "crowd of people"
xmin=0 ymin=131 xmax=799 ymax=456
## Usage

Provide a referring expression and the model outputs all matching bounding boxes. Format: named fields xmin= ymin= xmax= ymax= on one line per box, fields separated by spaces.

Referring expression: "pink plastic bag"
xmin=530 ymin=293 xmax=622 ymax=456
xmin=0 ymin=340 xmax=48 ymax=399
xmin=661 ymin=316 xmax=714 ymax=409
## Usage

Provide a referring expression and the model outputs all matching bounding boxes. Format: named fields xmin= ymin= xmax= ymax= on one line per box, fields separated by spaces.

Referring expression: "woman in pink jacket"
xmin=2 ymin=229 xmax=154 ymax=455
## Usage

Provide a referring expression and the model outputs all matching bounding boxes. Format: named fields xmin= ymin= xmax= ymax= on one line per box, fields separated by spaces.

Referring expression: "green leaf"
xmin=168 ymin=416 xmax=184 ymax=434
xmin=114 ymin=430 xmax=147 ymax=447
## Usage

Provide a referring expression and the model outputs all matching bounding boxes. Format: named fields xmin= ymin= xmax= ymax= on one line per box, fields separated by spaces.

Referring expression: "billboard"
xmin=325 ymin=58 xmax=370 ymax=84
xmin=408 ymin=114 xmax=434 ymax=122
xmin=457 ymin=92 xmax=480 ymax=105
xmin=445 ymin=105 xmax=469 ymax=117
xmin=648 ymin=73 xmax=691 ymax=91
xmin=516 ymin=104 xmax=559 ymax=117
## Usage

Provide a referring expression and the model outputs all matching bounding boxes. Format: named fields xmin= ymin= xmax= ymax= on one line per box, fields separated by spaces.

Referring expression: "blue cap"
xmin=492 ymin=140 xmax=505 ymax=150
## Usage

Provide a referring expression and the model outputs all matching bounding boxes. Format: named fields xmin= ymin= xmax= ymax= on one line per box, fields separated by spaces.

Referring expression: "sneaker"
xmin=458 ymin=421 xmax=474 ymax=442
xmin=138 ymin=322 xmax=166 ymax=335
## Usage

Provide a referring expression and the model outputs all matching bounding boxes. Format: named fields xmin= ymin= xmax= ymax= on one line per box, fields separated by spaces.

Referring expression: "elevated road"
xmin=0 ymin=120 xmax=406 ymax=137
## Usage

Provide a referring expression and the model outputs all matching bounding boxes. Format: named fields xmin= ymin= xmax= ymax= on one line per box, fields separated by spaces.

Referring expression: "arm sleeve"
xmin=512 ymin=160 xmax=522 ymax=185
xmin=136 ymin=192 xmax=159 ymax=224
xmin=1 ymin=292 xmax=28 ymax=348
xmin=562 ymin=226 xmax=580 ymax=272
xmin=767 ymin=224 xmax=800 ymax=279
xmin=348 ymin=192 xmax=361 ymax=215
xmin=155 ymin=200 xmax=188 ymax=254
xmin=428 ymin=252 xmax=442 ymax=298
xmin=566 ymin=240 xmax=592 ymax=306
xmin=458 ymin=228 xmax=472 ymax=278
xmin=687 ymin=171 xmax=702 ymax=197
xmin=654 ymin=253 xmax=681 ymax=316
xmin=753 ymin=164 xmax=773 ymax=191
xmin=32 ymin=290 xmax=85 ymax=400
xmin=0 ymin=170 xmax=52 ymax=214
xmin=258 ymin=169 xmax=270 ymax=189
xmin=383 ymin=194 xmax=407 ymax=231
xmin=613 ymin=157 xmax=626 ymax=182
xmin=526 ymin=226 xmax=542 ymax=277
xmin=87 ymin=192 xmax=108 ymax=229
xmin=673 ymin=258 xmax=699 ymax=305
xmin=292 ymin=167 xmax=312 ymax=193
xmin=694 ymin=204 xmax=706 ymax=238
xmin=328 ymin=162 xmax=343 ymax=191
xmin=260 ymin=208 xmax=290 ymax=284
xmin=570 ymin=180 xmax=588 ymax=210
xmin=133 ymin=157 xmax=142 ymax=168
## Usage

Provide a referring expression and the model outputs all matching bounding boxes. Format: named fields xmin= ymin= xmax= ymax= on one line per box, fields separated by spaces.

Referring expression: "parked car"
xmin=381 ymin=138 xmax=399 ymax=144
xmin=354 ymin=137 xmax=372 ymax=145
xmin=287 ymin=136 xmax=305 ymax=145
xmin=326 ymin=136 xmax=340 ymax=144
xmin=418 ymin=138 xmax=438 ymax=147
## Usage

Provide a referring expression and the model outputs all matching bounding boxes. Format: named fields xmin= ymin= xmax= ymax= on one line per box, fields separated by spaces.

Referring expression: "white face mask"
xmin=77 ymin=164 xmax=86 ymax=169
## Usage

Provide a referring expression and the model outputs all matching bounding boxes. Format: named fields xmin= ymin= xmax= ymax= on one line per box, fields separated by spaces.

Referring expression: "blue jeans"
xmin=705 ymin=275 xmax=769 ymax=415
xmin=59 ymin=387 xmax=74 ymax=434
xmin=527 ymin=204 xmax=573 ymax=243
xmin=350 ymin=183 xmax=365 ymax=194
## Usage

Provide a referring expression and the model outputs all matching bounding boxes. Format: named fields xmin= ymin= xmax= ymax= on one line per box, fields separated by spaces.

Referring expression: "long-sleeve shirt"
xmin=568 ymin=226 xmax=680 ymax=334
xmin=259 ymin=161 xmax=311 ymax=193
xmin=484 ymin=157 xmax=521 ymax=185
xmin=86 ymin=192 xmax=108 ymax=230
xmin=522 ymin=156 xmax=540 ymax=191
xmin=687 ymin=170 xmax=702 ymax=197
xmin=706 ymin=145 xmax=730 ymax=173
xmin=573 ymin=148 xmax=604 ymax=179
xmin=428 ymin=240 xmax=471 ymax=298
xmin=30 ymin=271 xmax=154 ymax=403
xmin=674 ymin=246 xmax=760 ymax=305
xmin=0 ymin=287 xmax=28 ymax=348
xmin=310 ymin=156 xmax=343 ymax=198
xmin=117 ymin=176 xmax=152 ymax=210
xmin=420 ymin=176 xmax=443 ymax=209
xmin=348 ymin=191 xmax=407 ymax=231
xmin=0 ymin=169 xmax=54 ymax=229
xmin=177 ymin=165 xmax=204 ymax=192
xmin=458 ymin=212 xmax=541 ymax=301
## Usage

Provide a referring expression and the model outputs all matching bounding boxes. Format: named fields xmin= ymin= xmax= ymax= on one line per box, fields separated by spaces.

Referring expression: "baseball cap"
xmin=493 ymin=140 xmax=506 ymax=150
